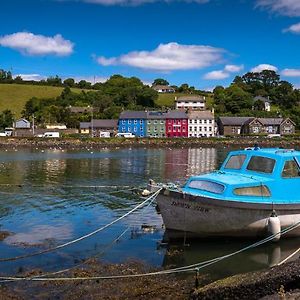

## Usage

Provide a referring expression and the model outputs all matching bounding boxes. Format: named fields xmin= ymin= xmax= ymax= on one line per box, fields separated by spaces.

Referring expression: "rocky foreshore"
xmin=1 ymin=137 xmax=300 ymax=150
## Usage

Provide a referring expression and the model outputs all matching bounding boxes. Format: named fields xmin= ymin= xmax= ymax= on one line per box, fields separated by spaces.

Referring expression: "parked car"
xmin=42 ymin=132 xmax=60 ymax=138
xmin=115 ymin=132 xmax=135 ymax=138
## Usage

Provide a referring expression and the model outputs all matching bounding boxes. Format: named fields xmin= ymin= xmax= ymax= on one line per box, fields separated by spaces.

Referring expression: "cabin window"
xmin=247 ymin=156 xmax=275 ymax=173
xmin=282 ymin=160 xmax=300 ymax=178
xmin=188 ymin=180 xmax=224 ymax=194
xmin=234 ymin=185 xmax=271 ymax=197
xmin=224 ymin=155 xmax=246 ymax=170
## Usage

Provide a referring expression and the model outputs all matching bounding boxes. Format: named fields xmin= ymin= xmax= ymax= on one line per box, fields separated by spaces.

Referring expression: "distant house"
xmin=165 ymin=111 xmax=188 ymax=138
xmin=175 ymin=95 xmax=206 ymax=110
xmin=217 ymin=116 xmax=295 ymax=136
xmin=80 ymin=119 xmax=118 ymax=137
xmin=14 ymin=118 xmax=30 ymax=129
xmin=118 ymin=111 xmax=147 ymax=137
xmin=146 ymin=111 xmax=166 ymax=138
xmin=152 ymin=85 xmax=175 ymax=93
xmin=188 ymin=110 xmax=215 ymax=137
xmin=253 ymin=96 xmax=271 ymax=112
xmin=68 ymin=106 xmax=98 ymax=114
xmin=248 ymin=118 xmax=295 ymax=135
xmin=217 ymin=117 xmax=251 ymax=136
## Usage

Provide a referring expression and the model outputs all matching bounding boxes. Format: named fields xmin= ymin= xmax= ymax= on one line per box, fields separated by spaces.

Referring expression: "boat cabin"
xmin=183 ymin=148 xmax=300 ymax=203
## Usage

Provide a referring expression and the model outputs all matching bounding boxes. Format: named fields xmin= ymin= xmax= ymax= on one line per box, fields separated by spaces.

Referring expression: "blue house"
xmin=118 ymin=111 xmax=147 ymax=137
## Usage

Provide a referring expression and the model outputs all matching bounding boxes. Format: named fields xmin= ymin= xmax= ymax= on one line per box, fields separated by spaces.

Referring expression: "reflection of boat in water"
xmin=157 ymin=148 xmax=300 ymax=239
xmin=162 ymin=237 xmax=300 ymax=280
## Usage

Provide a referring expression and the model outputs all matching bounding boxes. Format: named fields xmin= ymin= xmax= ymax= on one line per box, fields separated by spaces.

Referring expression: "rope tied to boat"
xmin=0 ymin=188 xmax=162 ymax=263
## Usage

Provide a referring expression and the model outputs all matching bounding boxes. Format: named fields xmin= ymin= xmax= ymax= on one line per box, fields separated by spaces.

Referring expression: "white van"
xmin=115 ymin=132 xmax=135 ymax=138
xmin=43 ymin=132 xmax=60 ymax=138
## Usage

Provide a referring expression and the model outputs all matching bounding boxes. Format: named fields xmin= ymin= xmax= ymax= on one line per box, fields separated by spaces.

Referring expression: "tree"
xmin=152 ymin=78 xmax=169 ymax=86
xmin=77 ymin=80 xmax=92 ymax=89
xmin=0 ymin=110 xmax=14 ymax=129
xmin=47 ymin=76 xmax=62 ymax=86
xmin=63 ymin=78 xmax=75 ymax=87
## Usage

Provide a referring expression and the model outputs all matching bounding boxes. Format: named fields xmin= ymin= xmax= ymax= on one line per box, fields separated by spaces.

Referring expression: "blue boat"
xmin=157 ymin=148 xmax=300 ymax=239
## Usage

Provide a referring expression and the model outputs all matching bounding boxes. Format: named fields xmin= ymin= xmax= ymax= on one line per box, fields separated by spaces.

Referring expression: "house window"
xmin=140 ymin=120 xmax=143 ymax=124
xmin=134 ymin=127 xmax=137 ymax=132
xmin=128 ymin=127 xmax=131 ymax=132
xmin=182 ymin=128 xmax=185 ymax=132
xmin=122 ymin=127 xmax=125 ymax=132
xmin=154 ymin=120 xmax=157 ymax=124
xmin=182 ymin=120 xmax=186 ymax=124
xmin=122 ymin=120 xmax=126 ymax=124
xmin=253 ymin=127 xmax=259 ymax=133
xmin=134 ymin=120 xmax=137 ymax=125
xmin=204 ymin=127 xmax=207 ymax=131
xmin=168 ymin=126 xmax=171 ymax=131
xmin=128 ymin=120 xmax=132 ymax=124
xmin=189 ymin=126 xmax=192 ymax=131
xmin=140 ymin=126 xmax=143 ymax=131
xmin=194 ymin=126 xmax=197 ymax=131
xmin=160 ymin=120 xmax=164 ymax=124
xmin=147 ymin=120 xmax=151 ymax=124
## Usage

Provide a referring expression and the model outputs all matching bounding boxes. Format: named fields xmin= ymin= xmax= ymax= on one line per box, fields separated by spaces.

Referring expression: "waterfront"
xmin=1 ymin=147 xmax=300 ymax=298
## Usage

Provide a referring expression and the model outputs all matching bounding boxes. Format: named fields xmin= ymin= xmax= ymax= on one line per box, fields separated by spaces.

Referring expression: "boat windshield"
xmin=282 ymin=160 xmax=300 ymax=178
xmin=246 ymin=156 xmax=275 ymax=174
xmin=224 ymin=155 xmax=246 ymax=170
xmin=187 ymin=180 xmax=225 ymax=194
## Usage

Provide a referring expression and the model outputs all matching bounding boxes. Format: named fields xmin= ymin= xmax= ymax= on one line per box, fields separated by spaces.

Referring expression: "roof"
xmin=152 ymin=85 xmax=175 ymax=90
xmin=165 ymin=110 xmax=187 ymax=119
xmin=176 ymin=95 xmax=205 ymax=102
xmin=258 ymin=118 xmax=283 ymax=126
xmin=188 ymin=110 xmax=214 ymax=120
xmin=69 ymin=106 xmax=95 ymax=113
xmin=218 ymin=117 xmax=251 ymax=126
xmin=254 ymin=96 xmax=271 ymax=103
xmin=119 ymin=111 xmax=147 ymax=119
xmin=146 ymin=111 xmax=166 ymax=120
xmin=80 ymin=119 xmax=118 ymax=129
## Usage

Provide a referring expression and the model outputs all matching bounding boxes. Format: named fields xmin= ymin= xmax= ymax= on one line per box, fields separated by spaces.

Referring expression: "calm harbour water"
xmin=0 ymin=146 xmax=300 ymax=281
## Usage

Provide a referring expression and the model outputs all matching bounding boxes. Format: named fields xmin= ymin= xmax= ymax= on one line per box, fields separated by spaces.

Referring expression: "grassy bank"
xmin=0 ymin=136 xmax=300 ymax=150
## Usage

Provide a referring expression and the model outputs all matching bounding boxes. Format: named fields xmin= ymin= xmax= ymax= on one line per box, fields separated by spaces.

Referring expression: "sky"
xmin=1 ymin=0 xmax=300 ymax=90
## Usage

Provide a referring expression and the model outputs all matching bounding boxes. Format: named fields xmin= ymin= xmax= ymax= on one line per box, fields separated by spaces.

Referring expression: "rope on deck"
xmin=0 ymin=188 xmax=162 ymax=263
xmin=1 ymin=218 xmax=300 ymax=282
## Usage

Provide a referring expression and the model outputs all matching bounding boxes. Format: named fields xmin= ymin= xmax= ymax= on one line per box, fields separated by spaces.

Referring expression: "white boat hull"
xmin=157 ymin=189 xmax=300 ymax=238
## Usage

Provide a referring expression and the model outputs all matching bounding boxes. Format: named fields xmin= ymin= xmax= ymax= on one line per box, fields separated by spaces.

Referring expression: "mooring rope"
xmin=1 ymin=217 xmax=300 ymax=282
xmin=0 ymin=189 xmax=162 ymax=263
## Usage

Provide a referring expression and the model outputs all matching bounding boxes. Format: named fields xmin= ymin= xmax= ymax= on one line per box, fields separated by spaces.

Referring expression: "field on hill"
xmin=0 ymin=84 xmax=214 ymax=118
xmin=0 ymin=84 xmax=86 ymax=117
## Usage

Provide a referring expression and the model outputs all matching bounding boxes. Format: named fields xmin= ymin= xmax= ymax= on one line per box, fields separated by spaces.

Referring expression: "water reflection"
xmin=1 ymin=146 xmax=295 ymax=280
xmin=162 ymin=237 xmax=300 ymax=281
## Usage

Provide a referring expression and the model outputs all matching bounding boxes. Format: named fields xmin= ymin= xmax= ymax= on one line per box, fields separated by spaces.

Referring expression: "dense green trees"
xmin=152 ymin=78 xmax=169 ymax=86
xmin=21 ymin=75 xmax=158 ymax=127
xmin=0 ymin=110 xmax=14 ymax=129
xmin=215 ymin=69 xmax=300 ymax=128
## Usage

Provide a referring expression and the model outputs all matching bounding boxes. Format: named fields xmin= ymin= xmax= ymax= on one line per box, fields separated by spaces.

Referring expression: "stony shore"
xmin=1 ymin=136 xmax=300 ymax=150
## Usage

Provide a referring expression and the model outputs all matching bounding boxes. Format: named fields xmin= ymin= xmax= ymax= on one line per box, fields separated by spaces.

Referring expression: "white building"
xmin=152 ymin=85 xmax=175 ymax=93
xmin=188 ymin=110 xmax=215 ymax=137
xmin=175 ymin=95 xmax=206 ymax=110
xmin=253 ymin=96 xmax=271 ymax=112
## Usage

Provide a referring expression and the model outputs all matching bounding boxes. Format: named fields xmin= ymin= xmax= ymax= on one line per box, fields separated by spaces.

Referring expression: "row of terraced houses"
xmin=117 ymin=110 xmax=215 ymax=138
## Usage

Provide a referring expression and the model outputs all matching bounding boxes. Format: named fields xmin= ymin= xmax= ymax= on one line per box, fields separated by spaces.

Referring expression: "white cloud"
xmin=256 ymin=0 xmax=300 ymax=17
xmin=283 ymin=23 xmax=300 ymax=34
xmin=281 ymin=69 xmax=300 ymax=77
xmin=251 ymin=64 xmax=278 ymax=73
xmin=0 ymin=32 xmax=74 ymax=56
xmin=72 ymin=0 xmax=209 ymax=6
xmin=203 ymin=70 xmax=230 ymax=80
xmin=224 ymin=64 xmax=244 ymax=73
xmin=96 ymin=42 xmax=225 ymax=71
xmin=14 ymin=74 xmax=47 ymax=81
xmin=203 ymin=64 xmax=243 ymax=80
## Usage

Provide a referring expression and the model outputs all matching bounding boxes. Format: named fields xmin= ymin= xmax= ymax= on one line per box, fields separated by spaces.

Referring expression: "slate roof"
xmin=146 ymin=111 xmax=166 ymax=120
xmin=254 ymin=96 xmax=271 ymax=103
xmin=80 ymin=119 xmax=118 ymax=129
xmin=119 ymin=111 xmax=147 ymax=119
xmin=218 ymin=117 xmax=252 ymax=126
xmin=188 ymin=110 xmax=214 ymax=120
xmin=258 ymin=118 xmax=283 ymax=126
xmin=176 ymin=95 xmax=205 ymax=102
xmin=165 ymin=110 xmax=187 ymax=119
xmin=152 ymin=85 xmax=175 ymax=91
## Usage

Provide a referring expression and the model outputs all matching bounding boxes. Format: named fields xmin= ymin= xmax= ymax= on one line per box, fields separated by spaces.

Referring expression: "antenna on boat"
xmin=254 ymin=144 xmax=260 ymax=150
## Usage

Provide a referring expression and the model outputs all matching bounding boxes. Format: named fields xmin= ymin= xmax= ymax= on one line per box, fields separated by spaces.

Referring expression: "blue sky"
xmin=1 ymin=0 xmax=300 ymax=90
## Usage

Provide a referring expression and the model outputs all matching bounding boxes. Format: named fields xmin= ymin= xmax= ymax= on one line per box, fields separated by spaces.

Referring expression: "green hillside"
xmin=156 ymin=93 xmax=213 ymax=108
xmin=0 ymin=84 xmax=86 ymax=118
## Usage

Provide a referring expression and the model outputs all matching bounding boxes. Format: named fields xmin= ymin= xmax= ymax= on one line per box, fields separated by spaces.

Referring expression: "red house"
xmin=165 ymin=111 xmax=188 ymax=138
